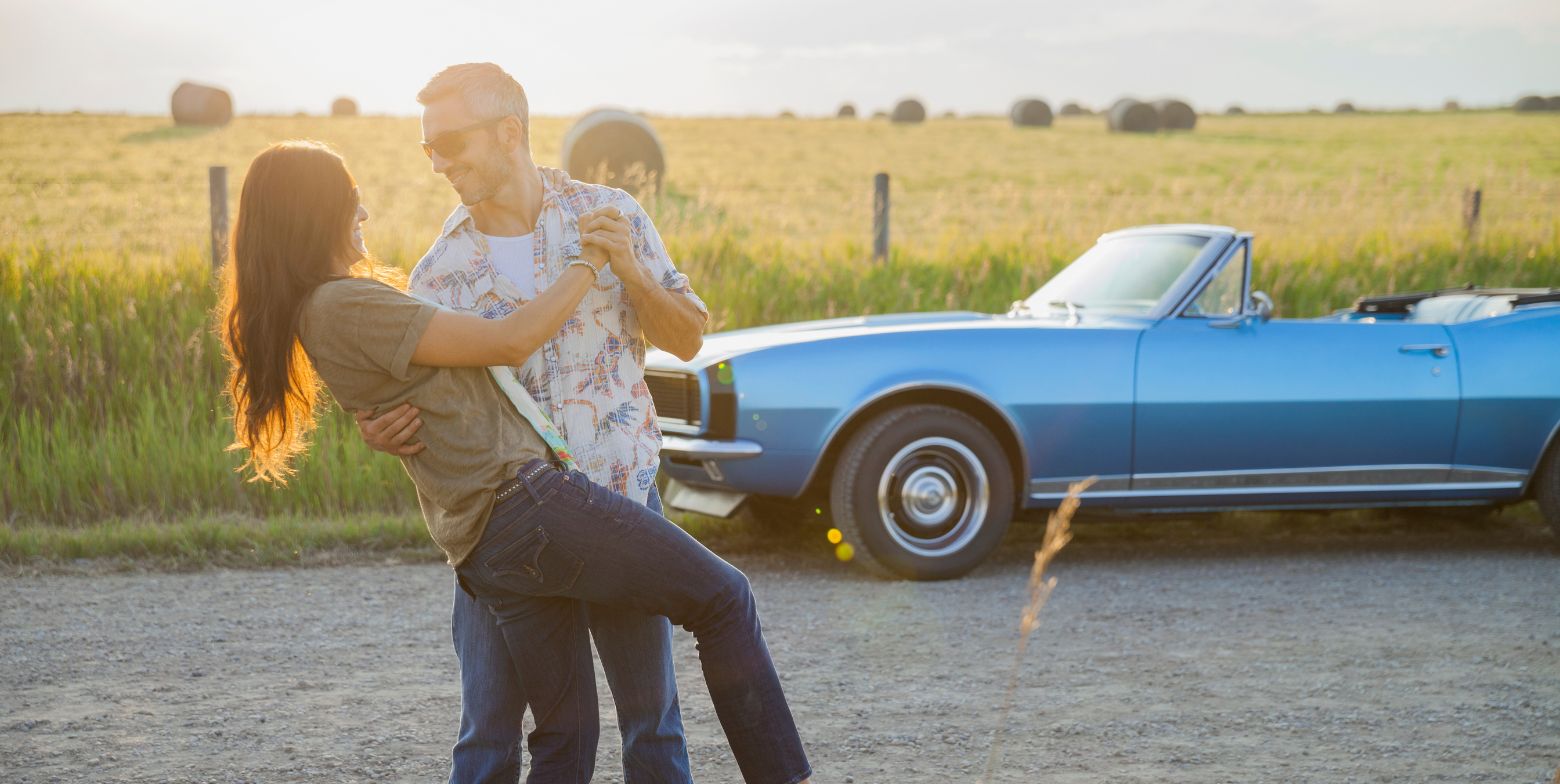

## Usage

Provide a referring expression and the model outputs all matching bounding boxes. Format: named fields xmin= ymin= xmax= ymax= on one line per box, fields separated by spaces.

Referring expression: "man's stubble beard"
xmin=458 ymin=150 xmax=520 ymax=207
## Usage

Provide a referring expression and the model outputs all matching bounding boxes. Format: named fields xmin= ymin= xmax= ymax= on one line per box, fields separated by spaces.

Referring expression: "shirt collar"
xmin=435 ymin=166 xmax=575 ymax=241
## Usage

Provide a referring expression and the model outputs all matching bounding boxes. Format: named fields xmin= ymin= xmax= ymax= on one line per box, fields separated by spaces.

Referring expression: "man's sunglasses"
xmin=419 ymin=116 xmax=509 ymax=159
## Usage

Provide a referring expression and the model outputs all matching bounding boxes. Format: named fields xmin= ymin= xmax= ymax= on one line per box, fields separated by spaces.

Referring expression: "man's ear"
xmin=500 ymin=116 xmax=527 ymax=152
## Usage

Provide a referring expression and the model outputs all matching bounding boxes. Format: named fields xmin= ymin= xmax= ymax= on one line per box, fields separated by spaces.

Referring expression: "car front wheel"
xmin=830 ymin=404 xmax=1014 ymax=580
xmin=1537 ymin=443 xmax=1560 ymax=536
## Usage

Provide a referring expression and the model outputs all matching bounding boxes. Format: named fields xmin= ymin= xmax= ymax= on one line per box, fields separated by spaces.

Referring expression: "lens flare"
xmin=826 ymin=528 xmax=843 ymax=544
xmin=834 ymin=542 xmax=854 ymax=562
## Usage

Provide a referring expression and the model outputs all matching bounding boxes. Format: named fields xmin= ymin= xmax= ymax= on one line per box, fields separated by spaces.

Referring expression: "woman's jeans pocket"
xmin=480 ymin=523 xmax=584 ymax=596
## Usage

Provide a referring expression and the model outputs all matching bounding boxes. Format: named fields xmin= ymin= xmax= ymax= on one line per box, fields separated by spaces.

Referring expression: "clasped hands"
xmin=577 ymin=206 xmax=647 ymax=290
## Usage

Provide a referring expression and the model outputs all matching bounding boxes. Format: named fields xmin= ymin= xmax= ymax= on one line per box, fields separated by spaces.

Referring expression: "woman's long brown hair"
xmin=220 ymin=140 xmax=361 ymax=484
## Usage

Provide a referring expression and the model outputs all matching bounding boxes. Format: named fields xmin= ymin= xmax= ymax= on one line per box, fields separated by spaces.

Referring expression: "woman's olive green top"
xmin=298 ymin=277 xmax=549 ymax=565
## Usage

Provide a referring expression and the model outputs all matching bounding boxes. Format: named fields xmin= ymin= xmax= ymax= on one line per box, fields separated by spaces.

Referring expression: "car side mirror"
xmin=1250 ymin=291 xmax=1274 ymax=322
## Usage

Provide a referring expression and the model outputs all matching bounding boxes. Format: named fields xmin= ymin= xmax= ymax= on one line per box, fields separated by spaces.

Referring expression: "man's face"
xmin=420 ymin=95 xmax=517 ymax=206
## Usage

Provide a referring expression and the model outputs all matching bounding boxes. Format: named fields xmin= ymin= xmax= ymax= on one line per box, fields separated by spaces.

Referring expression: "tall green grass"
xmin=4 ymin=232 xmax=1554 ymax=529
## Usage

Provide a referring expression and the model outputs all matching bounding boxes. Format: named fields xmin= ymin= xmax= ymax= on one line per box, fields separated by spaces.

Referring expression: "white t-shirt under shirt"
xmin=481 ymin=232 xmax=537 ymax=299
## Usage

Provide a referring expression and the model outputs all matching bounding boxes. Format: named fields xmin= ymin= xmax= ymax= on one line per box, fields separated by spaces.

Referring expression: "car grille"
xmin=645 ymin=370 xmax=701 ymax=430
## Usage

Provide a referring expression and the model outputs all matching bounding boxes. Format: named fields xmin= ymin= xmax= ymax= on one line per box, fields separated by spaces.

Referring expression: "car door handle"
xmin=1399 ymin=344 xmax=1450 ymax=358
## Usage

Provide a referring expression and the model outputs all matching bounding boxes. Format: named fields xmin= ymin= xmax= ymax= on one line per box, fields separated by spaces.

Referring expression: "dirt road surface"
xmin=4 ymin=510 xmax=1558 ymax=783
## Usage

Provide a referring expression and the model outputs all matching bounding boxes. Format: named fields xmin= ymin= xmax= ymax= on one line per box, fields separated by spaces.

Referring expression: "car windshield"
xmin=1021 ymin=234 xmax=1212 ymax=316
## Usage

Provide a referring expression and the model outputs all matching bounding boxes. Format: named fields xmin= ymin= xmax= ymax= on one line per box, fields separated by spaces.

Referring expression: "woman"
xmin=220 ymin=140 xmax=811 ymax=784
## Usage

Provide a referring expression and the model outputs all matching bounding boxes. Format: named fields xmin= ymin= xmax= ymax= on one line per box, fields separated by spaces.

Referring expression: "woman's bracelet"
xmin=564 ymin=259 xmax=600 ymax=282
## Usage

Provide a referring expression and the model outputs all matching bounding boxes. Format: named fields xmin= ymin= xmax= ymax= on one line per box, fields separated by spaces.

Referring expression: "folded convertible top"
xmin=1355 ymin=286 xmax=1560 ymax=314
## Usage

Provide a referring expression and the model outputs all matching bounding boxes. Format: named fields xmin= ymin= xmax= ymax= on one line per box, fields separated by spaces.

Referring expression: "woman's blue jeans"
xmin=449 ymin=486 xmax=691 ymax=784
xmin=455 ymin=460 xmax=811 ymax=784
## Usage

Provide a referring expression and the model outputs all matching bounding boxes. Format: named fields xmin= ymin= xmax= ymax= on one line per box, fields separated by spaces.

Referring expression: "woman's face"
xmin=350 ymin=191 xmax=370 ymax=258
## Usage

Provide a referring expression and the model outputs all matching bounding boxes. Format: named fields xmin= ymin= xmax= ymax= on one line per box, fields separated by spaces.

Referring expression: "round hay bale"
xmin=1009 ymin=98 xmax=1053 ymax=128
xmin=778 ymin=110 xmax=796 ymax=119
xmin=871 ymin=110 xmax=888 ymax=120
xmin=1225 ymin=105 xmax=1246 ymax=115
xmin=170 ymin=81 xmax=232 ymax=127
xmin=1442 ymin=99 xmax=1460 ymax=112
xmin=560 ymin=108 xmax=665 ymax=195
xmin=1151 ymin=99 xmax=1197 ymax=130
xmin=1307 ymin=107 xmax=1323 ymax=114
xmin=837 ymin=103 xmax=857 ymax=119
xmin=940 ymin=110 xmax=957 ymax=119
xmin=331 ymin=97 xmax=359 ymax=117
xmin=1513 ymin=95 xmax=1547 ymax=112
xmin=890 ymin=99 xmax=926 ymax=124
xmin=1108 ymin=98 xmax=1159 ymax=133
xmin=1334 ymin=101 xmax=1357 ymax=114
xmin=1058 ymin=102 xmax=1085 ymax=116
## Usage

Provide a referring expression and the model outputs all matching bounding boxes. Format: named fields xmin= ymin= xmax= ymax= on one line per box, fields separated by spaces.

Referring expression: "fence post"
xmin=209 ymin=166 xmax=229 ymax=270
xmin=872 ymin=172 xmax=890 ymax=263
xmin=1462 ymin=185 xmax=1481 ymax=239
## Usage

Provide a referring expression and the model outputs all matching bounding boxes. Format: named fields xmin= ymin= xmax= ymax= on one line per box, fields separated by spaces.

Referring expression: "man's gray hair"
xmin=418 ymin=63 xmax=530 ymax=144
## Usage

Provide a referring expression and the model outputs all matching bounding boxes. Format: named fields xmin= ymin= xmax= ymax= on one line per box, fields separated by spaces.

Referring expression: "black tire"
xmin=1537 ymin=445 xmax=1560 ymax=536
xmin=829 ymin=404 xmax=1014 ymax=580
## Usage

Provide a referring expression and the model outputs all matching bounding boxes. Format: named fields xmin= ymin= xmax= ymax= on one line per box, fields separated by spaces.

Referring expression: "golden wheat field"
xmin=5 ymin=111 xmax=1559 ymax=265
xmin=2 ymin=110 xmax=1558 ymax=557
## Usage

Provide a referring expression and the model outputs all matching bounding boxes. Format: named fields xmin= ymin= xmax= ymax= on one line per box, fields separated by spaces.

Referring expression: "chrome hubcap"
xmin=899 ymin=466 xmax=958 ymax=529
xmin=876 ymin=437 xmax=990 ymax=558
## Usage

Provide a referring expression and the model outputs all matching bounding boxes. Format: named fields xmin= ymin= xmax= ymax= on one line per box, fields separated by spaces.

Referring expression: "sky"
xmin=2 ymin=0 xmax=1558 ymax=116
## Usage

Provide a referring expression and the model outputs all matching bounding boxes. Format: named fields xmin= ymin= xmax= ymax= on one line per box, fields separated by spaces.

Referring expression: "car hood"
xmin=647 ymin=310 xmax=1146 ymax=370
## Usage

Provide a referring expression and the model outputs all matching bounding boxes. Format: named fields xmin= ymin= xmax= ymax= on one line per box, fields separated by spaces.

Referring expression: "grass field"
xmin=3 ymin=110 xmax=1557 ymax=560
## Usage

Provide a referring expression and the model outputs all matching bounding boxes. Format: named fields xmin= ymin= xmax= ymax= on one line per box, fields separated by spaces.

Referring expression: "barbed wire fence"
xmin=1 ymin=167 xmax=1523 ymax=273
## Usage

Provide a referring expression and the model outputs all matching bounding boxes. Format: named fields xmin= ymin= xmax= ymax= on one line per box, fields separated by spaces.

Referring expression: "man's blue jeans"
xmin=449 ymin=485 xmax=691 ymax=784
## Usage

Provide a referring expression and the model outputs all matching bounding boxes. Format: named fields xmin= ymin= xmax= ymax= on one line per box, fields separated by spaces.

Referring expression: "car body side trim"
xmin=1137 ymin=465 xmax=1521 ymax=490
xmin=1030 ymin=481 xmax=1524 ymax=501
xmin=1028 ymin=475 xmax=1132 ymax=494
xmin=1028 ymin=464 xmax=1526 ymax=498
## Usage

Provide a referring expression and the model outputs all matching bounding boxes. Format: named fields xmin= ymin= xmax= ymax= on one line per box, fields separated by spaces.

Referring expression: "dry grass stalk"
xmin=981 ymin=476 xmax=1096 ymax=783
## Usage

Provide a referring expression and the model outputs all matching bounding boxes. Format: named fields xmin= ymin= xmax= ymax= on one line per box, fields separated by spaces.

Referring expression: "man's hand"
xmin=576 ymin=206 xmax=614 ymax=270
xmin=580 ymin=207 xmax=649 ymax=290
xmin=354 ymin=403 xmax=426 ymax=456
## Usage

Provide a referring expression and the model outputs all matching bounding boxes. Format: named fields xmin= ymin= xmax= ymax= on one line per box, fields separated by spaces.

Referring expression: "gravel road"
xmin=3 ymin=509 xmax=1558 ymax=783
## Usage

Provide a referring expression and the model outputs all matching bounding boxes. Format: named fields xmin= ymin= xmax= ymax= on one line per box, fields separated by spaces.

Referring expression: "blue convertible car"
xmin=645 ymin=225 xmax=1560 ymax=579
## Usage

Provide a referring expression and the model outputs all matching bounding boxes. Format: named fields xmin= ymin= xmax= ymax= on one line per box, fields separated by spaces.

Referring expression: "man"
xmin=355 ymin=62 xmax=708 ymax=783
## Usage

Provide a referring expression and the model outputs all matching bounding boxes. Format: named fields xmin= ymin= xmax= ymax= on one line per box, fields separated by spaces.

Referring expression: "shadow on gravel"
xmin=694 ymin=502 xmax=1560 ymax=581
xmin=992 ymin=502 xmax=1558 ymax=568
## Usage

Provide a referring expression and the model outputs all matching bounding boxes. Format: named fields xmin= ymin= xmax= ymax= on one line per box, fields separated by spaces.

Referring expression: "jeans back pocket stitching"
xmin=484 ymin=524 xmax=548 ymax=583
xmin=484 ymin=524 xmax=585 ymax=596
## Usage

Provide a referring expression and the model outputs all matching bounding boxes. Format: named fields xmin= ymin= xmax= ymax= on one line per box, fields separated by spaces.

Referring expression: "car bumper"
xmin=658 ymin=436 xmax=765 ymax=518
xmin=660 ymin=435 xmax=764 ymax=461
